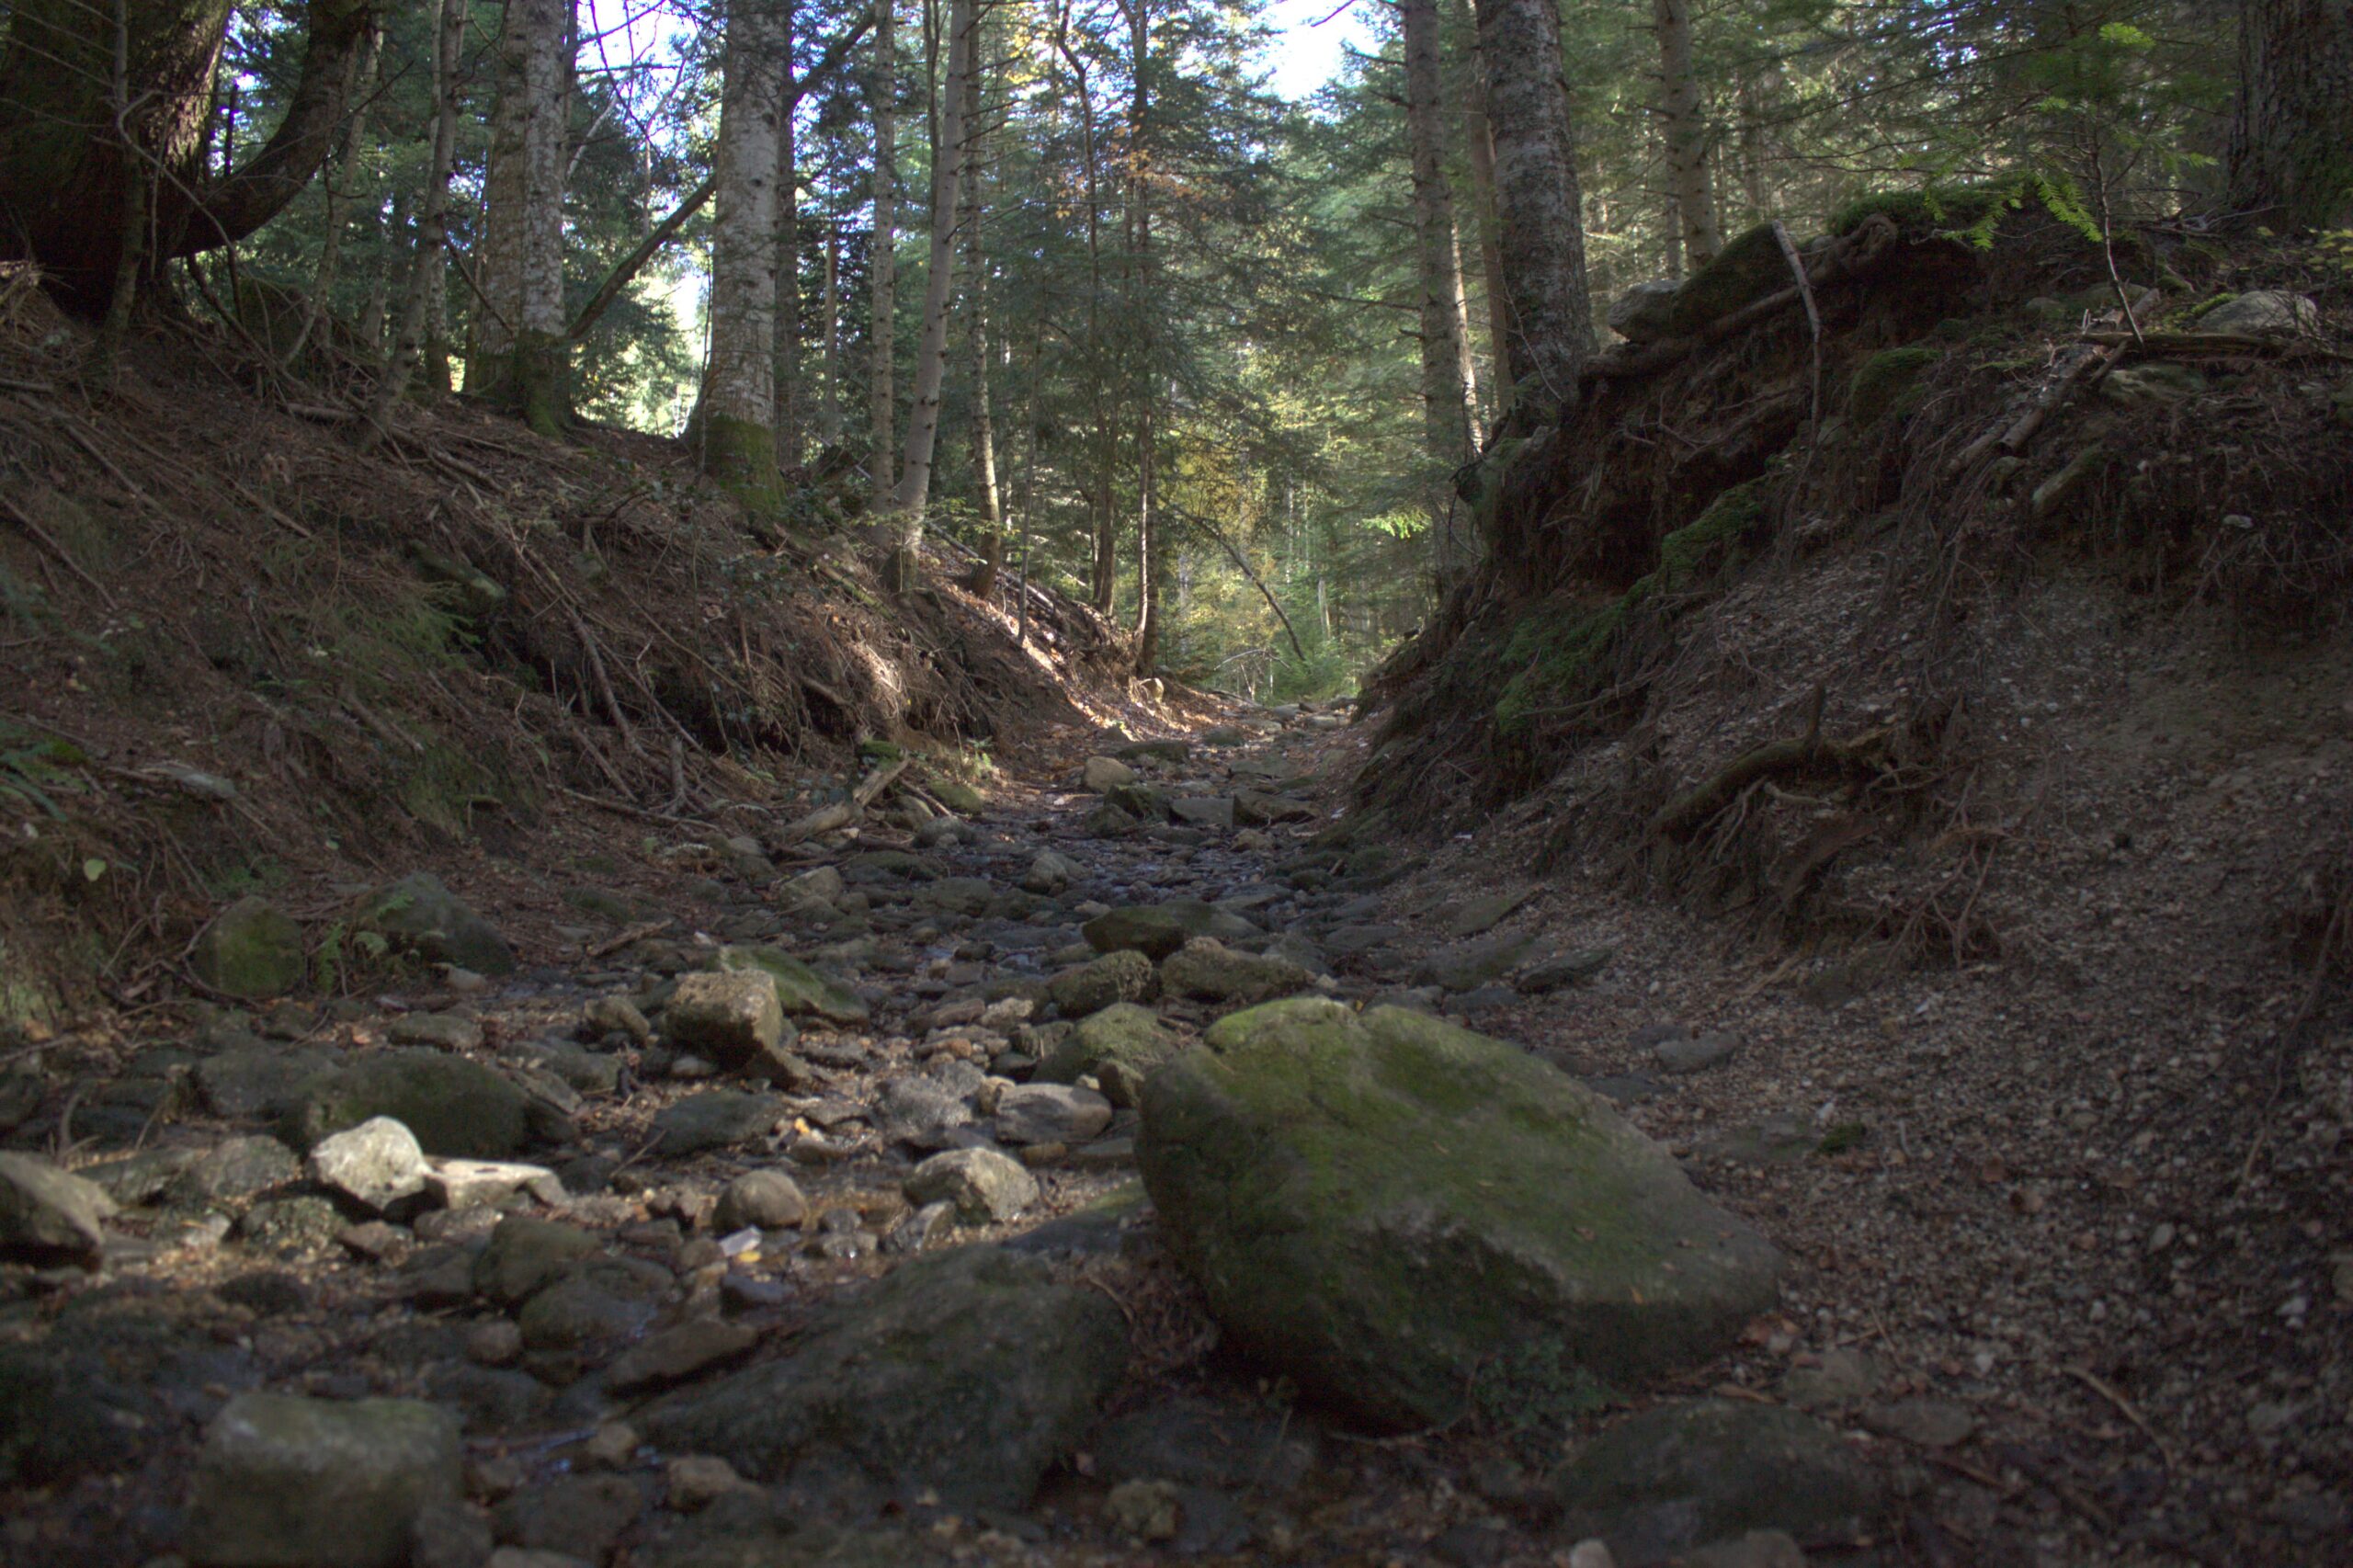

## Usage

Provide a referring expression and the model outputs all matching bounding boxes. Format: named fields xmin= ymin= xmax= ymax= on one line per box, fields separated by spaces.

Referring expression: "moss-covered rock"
xmin=1847 ymin=345 xmax=1943 ymax=431
xmin=192 ymin=897 xmax=306 ymax=1000
xmin=287 ymin=1050 xmax=549 ymax=1158
xmin=1159 ymin=937 xmax=1316 ymax=1008
xmin=357 ymin=872 xmax=515 ymax=976
xmin=714 ymin=946 xmax=870 ymax=1025
xmin=1665 ymin=223 xmax=1793 ymax=335
xmin=1044 ymin=949 xmax=1156 ymax=1017
xmin=1036 ymin=1003 xmax=1183 ymax=1107
xmin=1138 ymin=999 xmax=1782 ymax=1429
xmin=1083 ymin=901 xmax=1258 ymax=960
xmin=187 ymin=1392 xmax=462 ymax=1568
xmin=633 ymin=1244 xmax=1127 ymax=1508
xmin=1826 ymin=180 xmax=2023 ymax=239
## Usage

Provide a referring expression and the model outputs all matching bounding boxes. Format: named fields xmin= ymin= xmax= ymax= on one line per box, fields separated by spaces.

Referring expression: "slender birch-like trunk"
xmin=1654 ymin=0 xmax=1720 ymax=267
xmin=1461 ymin=1 xmax=1514 ymax=420
xmin=696 ymin=0 xmax=790 ymax=495
xmin=960 ymin=48 xmax=1006 ymax=599
xmin=870 ymin=0 xmax=899 ymax=501
xmin=366 ymin=0 xmax=461 ymax=440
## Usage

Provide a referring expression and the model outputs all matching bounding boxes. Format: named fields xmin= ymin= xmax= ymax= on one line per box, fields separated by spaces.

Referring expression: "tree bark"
xmin=961 ymin=48 xmax=1006 ymax=599
xmin=774 ymin=0 xmax=802 ymax=470
xmin=303 ymin=22 xmax=382 ymax=355
xmin=0 ymin=0 xmax=381 ymax=313
xmin=879 ymin=0 xmax=976 ymax=589
xmin=1404 ymin=0 xmax=1477 ymax=472
xmin=1122 ymin=0 xmax=1160 ymax=675
xmin=870 ymin=0 xmax=900 ymax=502
xmin=473 ymin=0 xmax=568 ymax=434
xmin=1653 ymin=0 xmax=1720 ymax=268
xmin=1461 ymin=0 xmax=1515 ymax=420
xmin=1472 ymin=0 xmax=1593 ymax=413
xmin=1052 ymin=1 xmax=1117 ymax=616
xmin=695 ymin=0 xmax=790 ymax=496
xmin=2227 ymin=0 xmax=2353 ymax=230
xmin=821 ymin=223 xmax=843 ymax=446
xmin=366 ymin=0 xmax=463 ymax=439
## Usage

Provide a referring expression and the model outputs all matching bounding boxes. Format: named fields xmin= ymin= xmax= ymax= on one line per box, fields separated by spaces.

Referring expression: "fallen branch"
xmin=1947 ymin=342 xmax=2121 ymax=474
xmin=588 ymin=917 xmax=673 ymax=959
xmin=775 ymin=756 xmax=909 ymax=844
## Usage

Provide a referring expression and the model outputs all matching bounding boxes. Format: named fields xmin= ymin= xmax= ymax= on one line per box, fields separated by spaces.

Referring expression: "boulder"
xmin=473 ymin=1216 xmax=600 ymax=1306
xmin=1551 ymin=1400 xmax=1882 ymax=1565
xmin=665 ymin=971 xmax=787 ymax=1067
xmin=1169 ymin=796 xmax=1235 ymax=829
xmin=994 ymin=1084 xmax=1114 ymax=1145
xmin=714 ymin=947 xmax=870 ymax=1026
xmin=1412 ymin=929 xmax=1537 ymax=992
xmin=1082 ymin=756 xmax=1139 ymax=791
xmin=307 ymin=1117 xmax=429 ymax=1212
xmin=0 ymin=1151 xmax=114 ymax=1265
xmin=191 ymin=897 xmax=306 ymax=999
xmin=633 ymin=1245 xmax=1126 ymax=1508
xmin=1044 ymin=949 xmax=1156 ymax=1017
xmin=1117 ymin=739 xmax=1191 ymax=764
xmin=715 ymin=1169 xmax=808 ymax=1231
xmin=289 ymin=1051 xmax=550 ymax=1158
xmin=1035 ymin=1004 xmax=1182 ymax=1108
xmin=1139 ymin=999 xmax=1782 ymax=1428
xmin=904 ymin=1147 xmax=1038 ymax=1223
xmin=358 ymin=872 xmax=516 ymax=975
xmin=653 ymin=1091 xmax=781 ymax=1154
xmin=1160 ymin=937 xmax=1314 ymax=1007
xmin=2200 ymin=290 xmax=2318 ymax=337
xmin=1608 ymin=278 xmax=1680 ymax=343
xmin=1021 ymin=850 xmax=1083 ymax=895
xmin=1084 ymin=901 xmax=1258 ymax=960
xmin=186 ymin=1392 xmax=461 ymax=1568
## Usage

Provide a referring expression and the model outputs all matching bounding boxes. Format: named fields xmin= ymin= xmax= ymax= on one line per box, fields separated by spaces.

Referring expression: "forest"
xmin=0 ymin=1 xmax=2349 ymax=1566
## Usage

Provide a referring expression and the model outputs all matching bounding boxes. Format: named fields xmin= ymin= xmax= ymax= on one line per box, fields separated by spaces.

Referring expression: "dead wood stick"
xmin=567 ymin=609 xmax=640 ymax=753
xmin=775 ymin=756 xmax=910 ymax=844
xmin=0 ymin=492 xmax=118 ymax=608
xmin=1651 ymin=724 xmax=1894 ymax=840
xmin=2063 ymin=1364 xmax=2176 ymax=1471
xmin=588 ymin=917 xmax=672 ymax=958
xmin=1947 ymin=343 xmax=2120 ymax=474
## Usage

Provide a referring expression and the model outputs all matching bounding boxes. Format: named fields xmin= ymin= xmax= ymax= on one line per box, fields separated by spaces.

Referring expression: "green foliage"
xmin=1471 ymin=1335 xmax=1615 ymax=1459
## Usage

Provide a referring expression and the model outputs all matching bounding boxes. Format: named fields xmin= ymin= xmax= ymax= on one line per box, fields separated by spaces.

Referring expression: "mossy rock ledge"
xmin=1137 ymin=998 xmax=1782 ymax=1429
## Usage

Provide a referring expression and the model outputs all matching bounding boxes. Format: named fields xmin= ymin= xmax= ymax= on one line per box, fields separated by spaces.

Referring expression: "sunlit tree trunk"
xmin=870 ymin=0 xmax=899 ymax=501
xmin=1654 ymin=0 xmax=1720 ymax=268
xmin=1461 ymin=3 xmax=1515 ymax=421
xmin=961 ymin=51 xmax=1006 ymax=599
xmin=1472 ymin=0 xmax=1594 ymax=412
xmin=821 ymin=223 xmax=843 ymax=446
xmin=304 ymin=23 xmax=381 ymax=352
xmin=366 ymin=0 xmax=463 ymax=438
xmin=696 ymin=0 xmax=790 ymax=496
xmin=473 ymin=0 xmax=568 ymax=434
xmin=1052 ymin=1 xmax=1117 ymax=616
xmin=2227 ymin=0 xmax=2353 ymax=229
xmin=1122 ymin=0 xmax=1161 ymax=675
xmin=879 ymin=0 xmax=975 ymax=589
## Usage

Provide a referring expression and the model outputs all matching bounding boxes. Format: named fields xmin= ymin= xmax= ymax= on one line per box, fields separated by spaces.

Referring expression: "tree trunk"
xmin=366 ymin=0 xmax=462 ymax=437
xmin=0 ymin=0 xmax=381 ymax=314
xmin=1448 ymin=213 xmax=1483 ymax=427
xmin=695 ymin=0 xmax=790 ymax=497
xmin=870 ymin=0 xmax=899 ymax=502
xmin=1052 ymin=2 xmax=1117 ymax=616
xmin=304 ymin=22 xmax=382 ymax=355
xmin=879 ymin=0 xmax=976 ymax=589
xmin=2227 ymin=0 xmax=2353 ymax=229
xmin=1472 ymin=0 xmax=1593 ymax=412
xmin=1736 ymin=62 xmax=1773 ymax=223
xmin=1404 ymin=0 xmax=1477 ymax=465
xmin=961 ymin=51 xmax=1006 ymax=600
xmin=821 ymin=224 xmax=843 ymax=446
xmin=774 ymin=0 xmax=802 ymax=471
xmin=1122 ymin=0 xmax=1160 ymax=676
xmin=1461 ymin=2 xmax=1515 ymax=421
xmin=473 ymin=0 xmax=568 ymax=434
xmin=1654 ymin=0 xmax=1720 ymax=268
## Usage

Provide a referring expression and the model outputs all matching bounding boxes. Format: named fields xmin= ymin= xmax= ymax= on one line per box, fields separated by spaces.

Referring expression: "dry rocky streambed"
xmin=4 ymin=710 xmax=1949 ymax=1567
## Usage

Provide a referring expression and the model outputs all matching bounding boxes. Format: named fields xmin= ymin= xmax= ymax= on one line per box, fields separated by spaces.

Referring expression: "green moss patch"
xmin=1826 ymin=180 xmax=2023 ymax=239
xmin=1847 ymin=345 xmax=1943 ymax=431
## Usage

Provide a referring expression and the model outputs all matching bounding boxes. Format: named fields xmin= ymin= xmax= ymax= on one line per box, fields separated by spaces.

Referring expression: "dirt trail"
xmin=1 ymin=700 xmax=2337 ymax=1568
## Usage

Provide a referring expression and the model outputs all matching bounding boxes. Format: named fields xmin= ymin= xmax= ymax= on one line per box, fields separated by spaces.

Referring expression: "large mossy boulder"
xmin=1551 ymin=1399 xmax=1884 ymax=1564
xmin=287 ymin=1051 xmax=549 ymax=1158
xmin=634 ymin=1245 xmax=1126 ymax=1508
xmin=1036 ymin=1004 xmax=1184 ymax=1107
xmin=186 ymin=1392 xmax=462 ymax=1568
xmin=1083 ymin=901 xmax=1257 ymax=960
xmin=715 ymin=946 xmax=870 ymax=1025
xmin=1138 ymin=999 xmax=1781 ymax=1429
xmin=191 ymin=898 xmax=306 ymax=999
xmin=357 ymin=872 xmax=515 ymax=976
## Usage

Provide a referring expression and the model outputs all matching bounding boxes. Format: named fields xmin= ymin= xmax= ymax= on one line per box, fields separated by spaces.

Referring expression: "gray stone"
xmin=1446 ymin=890 xmax=1533 ymax=937
xmin=1170 ymin=796 xmax=1236 ymax=829
xmin=713 ymin=947 xmax=869 ymax=1026
xmin=516 ymin=1257 xmax=669 ymax=1350
xmin=290 ymin=1051 xmax=549 ymax=1158
xmin=425 ymin=1158 xmax=559 ymax=1210
xmin=1117 ymin=738 xmax=1191 ymax=763
xmin=903 ymin=1147 xmax=1038 ymax=1223
xmin=665 ymin=971 xmax=786 ymax=1067
xmin=390 ymin=1012 xmax=483 ymax=1052
xmin=1608 ymin=279 xmax=1680 ymax=343
xmin=1551 ymin=1400 xmax=1881 ymax=1565
xmin=2200 ymin=290 xmax=2318 ymax=337
xmin=358 ymin=872 xmax=516 ymax=976
xmin=1082 ymin=756 xmax=1139 ymax=791
xmin=235 ymin=1196 xmax=344 ymax=1253
xmin=1160 ymin=937 xmax=1314 ymax=1007
xmin=192 ymin=897 xmax=307 ymax=1000
xmin=1022 ymin=850 xmax=1084 ymax=895
xmin=715 ymin=1169 xmax=807 ymax=1231
xmin=1089 ymin=1396 xmax=1318 ymax=1494
xmin=1084 ymin=901 xmax=1258 ymax=960
xmin=995 ymin=1083 xmax=1114 ymax=1145
xmin=1520 ymin=948 xmax=1616 ymax=993
xmin=607 ymin=1320 xmax=760 ymax=1396
xmin=491 ymin=1473 xmax=644 ymax=1564
xmin=634 ymin=1245 xmax=1127 ymax=1508
xmin=308 ymin=1117 xmax=429 ymax=1212
xmin=875 ymin=1073 xmax=974 ymax=1148
xmin=1413 ymin=930 xmax=1538 ymax=992
xmin=1139 ymin=999 xmax=1782 ymax=1429
xmin=1781 ymin=1346 xmax=1877 ymax=1408
xmin=473 ymin=1216 xmax=600 ymax=1305
xmin=187 ymin=1392 xmax=461 ymax=1568
xmin=1045 ymin=949 xmax=1156 ymax=1017
xmin=197 ymin=1047 xmax=339 ymax=1120
xmin=170 ymin=1135 xmax=301 ymax=1204
xmin=1656 ymin=1030 xmax=1741 ymax=1075
xmin=652 ymin=1091 xmax=781 ymax=1154
xmin=0 ymin=1151 xmax=114 ymax=1264
xmin=1863 ymin=1398 xmax=1976 ymax=1449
